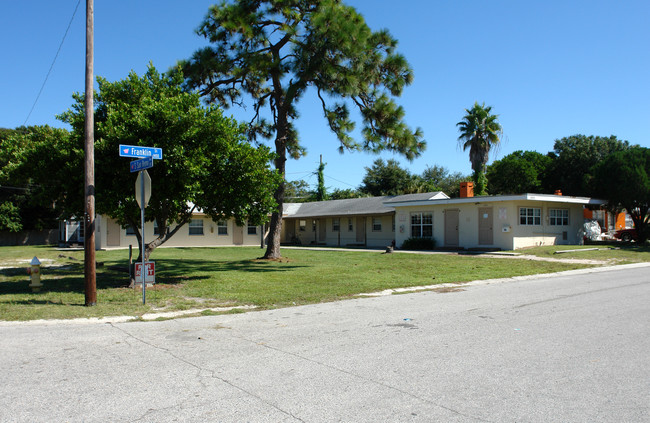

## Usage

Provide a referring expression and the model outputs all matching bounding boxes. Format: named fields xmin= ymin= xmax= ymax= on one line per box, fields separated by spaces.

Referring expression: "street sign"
xmin=134 ymin=262 xmax=155 ymax=284
xmin=130 ymin=156 xmax=153 ymax=173
xmin=119 ymin=144 xmax=163 ymax=160
xmin=135 ymin=170 xmax=152 ymax=208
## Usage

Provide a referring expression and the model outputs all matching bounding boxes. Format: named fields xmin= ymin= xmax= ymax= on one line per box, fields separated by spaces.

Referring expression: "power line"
xmin=23 ymin=0 xmax=82 ymax=126
xmin=323 ymin=173 xmax=358 ymax=188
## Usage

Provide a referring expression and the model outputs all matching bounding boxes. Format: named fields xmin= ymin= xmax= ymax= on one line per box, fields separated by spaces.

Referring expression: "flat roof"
xmin=384 ymin=193 xmax=607 ymax=207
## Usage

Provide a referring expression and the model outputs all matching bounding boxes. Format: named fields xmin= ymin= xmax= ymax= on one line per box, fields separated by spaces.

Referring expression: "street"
xmin=1 ymin=264 xmax=649 ymax=422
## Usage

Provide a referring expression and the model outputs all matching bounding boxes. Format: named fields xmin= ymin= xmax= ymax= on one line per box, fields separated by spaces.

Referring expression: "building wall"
xmin=394 ymin=200 xmax=586 ymax=250
xmin=282 ymin=215 xmax=395 ymax=247
xmin=97 ymin=215 xmax=264 ymax=249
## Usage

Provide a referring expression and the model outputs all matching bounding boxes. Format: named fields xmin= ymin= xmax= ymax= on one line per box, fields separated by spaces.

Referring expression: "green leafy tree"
xmin=329 ymin=188 xmax=365 ymax=200
xmin=548 ymin=135 xmax=631 ymax=196
xmin=285 ymin=179 xmax=312 ymax=202
xmin=592 ymin=147 xmax=650 ymax=242
xmin=420 ymin=165 xmax=467 ymax=197
xmin=486 ymin=150 xmax=552 ymax=195
xmin=58 ymin=65 xmax=280 ymax=261
xmin=181 ymin=0 xmax=425 ymax=259
xmin=0 ymin=126 xmax=74 ymax=232
xmin=360 ymin=158 xmax=414 ymax=196
xmin=456 ymin=102 xmax=502 ymax=195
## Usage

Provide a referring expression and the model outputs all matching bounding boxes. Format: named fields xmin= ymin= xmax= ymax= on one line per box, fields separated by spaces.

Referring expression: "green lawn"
xmin=0 ymin=244 xmax=625 ymax=321
xmin=511 ymin=244 xmax=650 ymax=264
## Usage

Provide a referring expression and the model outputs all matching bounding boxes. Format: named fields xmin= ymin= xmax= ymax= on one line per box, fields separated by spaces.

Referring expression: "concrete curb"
xmin=2 ymin=262 xmax=649 ymax=327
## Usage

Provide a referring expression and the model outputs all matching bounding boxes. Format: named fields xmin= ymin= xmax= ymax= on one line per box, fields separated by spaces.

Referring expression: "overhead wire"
xmin=23 ymin=0 xmax=82 ymax=126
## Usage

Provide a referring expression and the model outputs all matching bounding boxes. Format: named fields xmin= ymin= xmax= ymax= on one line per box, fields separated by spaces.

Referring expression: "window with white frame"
xmin=519 ymin=207 xmax=541 ymax=225
xmin=332 ymin=218 xmax=340 ymax=232
xmin=299 ymin=220 xmax=307 ymax=231
xmin=189 ymin=219 xmax=204 ymax=235
xmin=247 ymin=222 xmax=257 ymax=235
xmin=411 ymin=212 xmax=433 ymax=238
xmin=372 ymin=217 xmax=382 ymax=231
xmin=217 ymin=220 xmax=228 ymax=235
xmin=153 ymin=221 xmax=160 ymax=235
xmin=549 ymin=209 xmax=569 ymax=226
xmin=126 ymin=225 xmax=136 ymax=236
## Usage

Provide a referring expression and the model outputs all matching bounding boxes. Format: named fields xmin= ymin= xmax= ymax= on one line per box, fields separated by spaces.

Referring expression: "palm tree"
xmin=457 ymin=102 xmax=502 ymax=195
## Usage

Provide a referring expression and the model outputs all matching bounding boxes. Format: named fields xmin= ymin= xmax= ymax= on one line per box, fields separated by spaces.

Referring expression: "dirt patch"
xmin=433 ymin=286 xmax=465 ymax=293
xmin=253 ymin=257 xmax=293 ymax=263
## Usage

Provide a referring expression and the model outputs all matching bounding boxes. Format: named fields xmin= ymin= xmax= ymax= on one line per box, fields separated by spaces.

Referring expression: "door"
xmin=478 ymin=207 xmax=493 ymax=245
xmin=106 ymin=219 xmax=121 ymax=246
xmin=356 ymin=217 xmax=366 ymax=244
xmin=444 ymin=209 xmax=459 ymax=247
xmin=233 ymin=224 xmax=244 ymax=245
xmin=318 ymin=219 xmax=326 ymax=243
xmin=285 ymin=219 xmax=295 ymax=243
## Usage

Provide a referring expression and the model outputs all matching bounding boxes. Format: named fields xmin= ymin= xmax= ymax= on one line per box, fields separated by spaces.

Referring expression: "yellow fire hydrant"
xmin=27 ymin=256 xmax=42 ymax=292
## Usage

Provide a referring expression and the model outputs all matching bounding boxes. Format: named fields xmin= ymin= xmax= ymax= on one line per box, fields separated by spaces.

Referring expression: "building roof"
xmin=384 ymin=193 xmax=607 ymax=207
xmin=283 ymin=192 xmax=447 ymax=218
xmin=282 ymin=192 xmax=606 ymax=219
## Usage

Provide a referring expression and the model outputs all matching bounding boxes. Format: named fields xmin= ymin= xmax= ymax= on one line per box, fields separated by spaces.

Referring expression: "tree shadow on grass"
xmin=1 ymin=256 xmax=308 ymax=295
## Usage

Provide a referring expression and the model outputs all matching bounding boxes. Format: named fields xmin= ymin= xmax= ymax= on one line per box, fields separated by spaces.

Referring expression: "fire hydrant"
xmin=27 ymin=256 xmax=42 ymax=292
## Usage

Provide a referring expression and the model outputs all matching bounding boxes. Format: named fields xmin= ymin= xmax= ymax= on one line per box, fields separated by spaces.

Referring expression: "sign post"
xmin=119 ymin=143 xmax=161 ymax=305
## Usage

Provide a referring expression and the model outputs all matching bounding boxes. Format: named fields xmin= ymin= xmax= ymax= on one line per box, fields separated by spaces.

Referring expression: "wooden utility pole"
xmin=84 ymin=0 xmax=96 ymax=306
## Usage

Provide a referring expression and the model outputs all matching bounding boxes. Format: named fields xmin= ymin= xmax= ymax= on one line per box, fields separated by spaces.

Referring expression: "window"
xmin=247 ymin=222 xmax=257 ymax=235
xmin=189 ymin=219 xmax=204 ymax=235
xmin=411 ymin=212 xmax=433 ymax=238
xmin=520 ymin=207 xmax=541 ymax=225
xmin=392 ymin=215 xmax=395 ymax=232
xmin=332 ymin=218 xmax=340 ymax=232
xmin=372 ymin=217 xmax=382 ymax=231
xmin=126 ymin=225 xmax=136 ymax=236
xmin=549 ymin=209 xmax=569 ymax=226
xmin=153 ymin=221 xmax=160 ymax=235
xmin=348 ymin=218 xmax=353 ymax=232
xmin=299 ymin=220 xmax=307 ymax=231
xmin=217 ymin=220 xmax=228 ymax=235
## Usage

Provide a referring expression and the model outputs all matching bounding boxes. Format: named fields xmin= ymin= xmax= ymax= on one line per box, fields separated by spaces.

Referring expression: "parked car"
xmin=614 ymin=228 xmax=637 ymax=242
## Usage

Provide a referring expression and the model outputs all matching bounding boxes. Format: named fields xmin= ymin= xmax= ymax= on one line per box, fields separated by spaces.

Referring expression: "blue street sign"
xmin=130 ymin=156 xmax=153 ymax=173
xmin=119 ymin=144 xmax=163 ymax=160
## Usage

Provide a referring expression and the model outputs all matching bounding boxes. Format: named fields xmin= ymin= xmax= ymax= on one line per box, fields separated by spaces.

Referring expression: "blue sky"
xmin=2 ymin=1 xmax=649 ymax=192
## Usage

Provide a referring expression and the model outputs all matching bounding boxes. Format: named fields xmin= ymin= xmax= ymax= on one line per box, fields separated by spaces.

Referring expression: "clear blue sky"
xmin=2 ymin=1 xmax=649 ymax=192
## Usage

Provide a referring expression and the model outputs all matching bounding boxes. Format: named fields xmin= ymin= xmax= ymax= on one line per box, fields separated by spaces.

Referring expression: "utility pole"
xmin=84 ymin=0 xmax=96 ymax=306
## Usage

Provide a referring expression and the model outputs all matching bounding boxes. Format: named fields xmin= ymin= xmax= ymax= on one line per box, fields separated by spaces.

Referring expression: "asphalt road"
xmin=1 ymin=264 xmax=649 ymax=422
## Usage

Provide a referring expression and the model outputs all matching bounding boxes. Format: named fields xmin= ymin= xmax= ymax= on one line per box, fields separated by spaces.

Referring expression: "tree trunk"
xmin=264 ymin=120 xmax=288 ymax=259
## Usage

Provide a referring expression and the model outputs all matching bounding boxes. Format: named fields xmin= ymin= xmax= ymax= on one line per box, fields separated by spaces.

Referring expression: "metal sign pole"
xmin=140 ymin=171 xmax=146 ymax=305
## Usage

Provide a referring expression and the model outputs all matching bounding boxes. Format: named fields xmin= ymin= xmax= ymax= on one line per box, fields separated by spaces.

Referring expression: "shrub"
xmin=400 ymin=237 xmax=436 ymax=250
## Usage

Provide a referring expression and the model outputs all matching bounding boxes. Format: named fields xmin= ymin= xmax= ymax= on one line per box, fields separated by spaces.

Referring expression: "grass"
xmin=1 ymin=244 xmax=641 ymax=322
xmin=512 ymin=244 xmax=650 ymax=264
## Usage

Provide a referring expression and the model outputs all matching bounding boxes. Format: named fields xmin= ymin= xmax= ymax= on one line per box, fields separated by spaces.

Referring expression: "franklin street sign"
xmin=119 ymin=144 xmax=163 ymax=160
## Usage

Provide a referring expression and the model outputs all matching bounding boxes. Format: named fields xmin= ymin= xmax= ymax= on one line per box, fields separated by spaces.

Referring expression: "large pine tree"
xmin=182 ymin=0 xmax=424 ymax=259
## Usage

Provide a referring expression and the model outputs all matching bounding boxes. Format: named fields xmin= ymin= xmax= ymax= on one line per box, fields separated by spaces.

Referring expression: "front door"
xmin=478 ymin=207 xmax=493 ymax=245
xmin=444 ymin=209 xmax=459 ymax=247
xmin=285 ymin=219 xmax=295 ymax=243
xmin=356 ymin=217 xmax=366 ymax=244
xmin=233 ymin=224 xmax=244 ymax=245
xmin=318 ymin=219 xmax=326 ymax=243
xmin=106 ymin=219 xmax=121 ymax=246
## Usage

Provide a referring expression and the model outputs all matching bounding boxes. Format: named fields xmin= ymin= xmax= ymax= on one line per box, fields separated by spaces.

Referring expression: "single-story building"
xmin=95 ymin=213 xmax=266 ymax=250
xmin=280 ymin=192 xmax=449 ymax=248
xmin=89 ymin=183 xmax=606 ymax=251
xmin=387 ymin=191 xmax=606 ymax=251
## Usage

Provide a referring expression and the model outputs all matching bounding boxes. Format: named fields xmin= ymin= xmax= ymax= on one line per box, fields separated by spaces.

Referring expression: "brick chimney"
xmin=554 ymin=189 xmax=562 ymax=196
xmin=460 ymin=182 xmax=474 ymax=198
